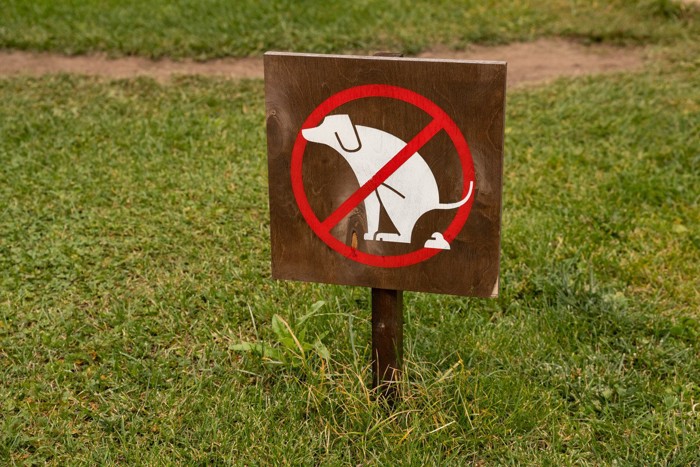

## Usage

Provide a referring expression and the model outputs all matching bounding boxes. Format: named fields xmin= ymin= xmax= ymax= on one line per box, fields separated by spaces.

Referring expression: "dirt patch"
xmin=0 ymin=39 xmax=645 ymax=87
xmin=0 ymin=51 xmax=264 ymax=81
xmin=418 ymin=39 xmax=645 ymax=87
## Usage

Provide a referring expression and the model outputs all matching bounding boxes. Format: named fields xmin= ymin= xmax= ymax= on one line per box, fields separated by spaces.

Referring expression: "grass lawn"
xmin=0 ymin=0 xmax=697 ymax=58
xmin=1 ymin=37 xmax=699 ymax=462
xmin=2 ymin=0 xmax=700 ymax=464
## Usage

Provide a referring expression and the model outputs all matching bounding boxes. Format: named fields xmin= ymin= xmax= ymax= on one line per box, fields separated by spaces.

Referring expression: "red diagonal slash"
xmin=320 ymin=117 xmax=445 ymax=232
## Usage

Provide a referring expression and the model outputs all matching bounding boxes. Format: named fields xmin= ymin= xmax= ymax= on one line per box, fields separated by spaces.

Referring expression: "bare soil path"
xmin=0 ymin=39 xmax=645 ymax=87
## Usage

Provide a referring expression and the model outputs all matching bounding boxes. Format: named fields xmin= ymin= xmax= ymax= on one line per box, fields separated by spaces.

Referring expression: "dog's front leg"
xmin=363 ymin=191 xmax=381 ymax=241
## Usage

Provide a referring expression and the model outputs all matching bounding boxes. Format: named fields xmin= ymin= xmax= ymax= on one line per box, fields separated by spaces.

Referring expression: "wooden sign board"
xmin=265 ymin=52 xmax=506 ymax=297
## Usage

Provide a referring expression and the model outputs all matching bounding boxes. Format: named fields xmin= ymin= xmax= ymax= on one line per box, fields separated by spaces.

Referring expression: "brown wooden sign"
xmin=265 ymin=52 xmax=506 ymax=297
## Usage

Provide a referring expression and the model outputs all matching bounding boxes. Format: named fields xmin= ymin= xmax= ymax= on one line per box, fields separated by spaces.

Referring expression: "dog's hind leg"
xmin=375 ymin=211 xmax=418 ymax=244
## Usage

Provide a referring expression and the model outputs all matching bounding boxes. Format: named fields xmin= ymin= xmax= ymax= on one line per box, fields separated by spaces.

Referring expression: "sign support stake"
xmin=371 ymin=288 xmax=403 ymax=400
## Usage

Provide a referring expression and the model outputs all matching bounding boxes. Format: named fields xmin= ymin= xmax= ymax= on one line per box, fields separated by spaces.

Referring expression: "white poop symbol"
xmin=302 ymin=114 xmax=473 ymax=250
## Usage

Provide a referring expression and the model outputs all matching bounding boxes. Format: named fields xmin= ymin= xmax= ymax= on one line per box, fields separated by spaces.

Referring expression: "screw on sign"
xmin=292 ymin=84 xmax=476 ymax=268
xmin=264 ymin=52 xmax=506 ymax=398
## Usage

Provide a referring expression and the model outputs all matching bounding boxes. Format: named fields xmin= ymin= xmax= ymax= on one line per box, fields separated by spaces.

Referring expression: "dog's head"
xmin=302 ymin=114 xmax=361 ymax=154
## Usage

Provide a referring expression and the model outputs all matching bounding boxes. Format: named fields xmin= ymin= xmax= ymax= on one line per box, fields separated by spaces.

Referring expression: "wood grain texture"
xmin=265 ymin=52 xmax=506 ymax=297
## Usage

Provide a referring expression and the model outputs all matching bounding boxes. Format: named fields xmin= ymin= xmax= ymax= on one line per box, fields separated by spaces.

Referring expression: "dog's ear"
xmin=333 ymin=114 xmax=362 ymax=153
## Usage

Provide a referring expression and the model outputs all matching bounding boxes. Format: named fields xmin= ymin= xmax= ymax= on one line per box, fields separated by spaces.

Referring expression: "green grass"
xmin=1 ymin=38 xmax=698 ymax=463
xmin=0 ymin=0 xmax=698 ymax=58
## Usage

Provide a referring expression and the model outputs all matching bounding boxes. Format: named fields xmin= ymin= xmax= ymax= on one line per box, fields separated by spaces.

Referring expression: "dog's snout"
xmin=301 ymin=127 xmax=317 ymax=142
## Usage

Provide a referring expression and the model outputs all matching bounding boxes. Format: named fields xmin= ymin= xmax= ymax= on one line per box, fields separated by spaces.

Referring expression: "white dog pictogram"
xmin=302 ymin=114 xmax=473 ymax=250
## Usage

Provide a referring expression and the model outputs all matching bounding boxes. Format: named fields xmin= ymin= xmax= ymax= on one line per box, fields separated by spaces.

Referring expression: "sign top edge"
xmin=264 ymin=51 xmax=507 ymax=66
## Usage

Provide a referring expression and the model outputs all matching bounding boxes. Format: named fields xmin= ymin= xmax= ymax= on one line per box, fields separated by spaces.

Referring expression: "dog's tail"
xmin=436 ymin=181 xmax=474 ymax=210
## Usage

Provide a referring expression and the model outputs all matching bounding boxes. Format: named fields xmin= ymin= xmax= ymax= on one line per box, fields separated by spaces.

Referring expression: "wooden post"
xmin=371 ymin=288 xmax=403 ymax=399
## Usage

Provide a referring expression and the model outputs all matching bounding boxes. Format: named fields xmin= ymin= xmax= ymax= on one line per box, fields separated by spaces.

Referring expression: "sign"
xmin=265 ymin=52 xmax=506 ymax=297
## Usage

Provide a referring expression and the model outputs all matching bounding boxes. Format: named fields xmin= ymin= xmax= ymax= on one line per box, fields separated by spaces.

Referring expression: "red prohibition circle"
xmin=291 ymin=84 xmax=475 ymax=268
